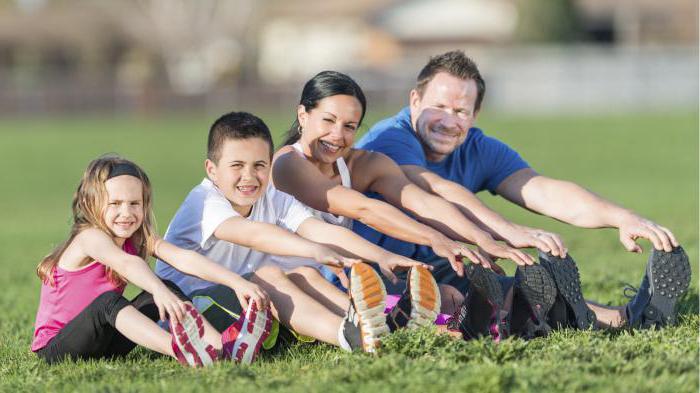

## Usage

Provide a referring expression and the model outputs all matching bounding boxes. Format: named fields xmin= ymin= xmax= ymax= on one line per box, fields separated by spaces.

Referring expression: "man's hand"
xmin=503 ymin=225 xmax=567 ymax=257
xmin=618 ymin=214 xmax=678 ymax=253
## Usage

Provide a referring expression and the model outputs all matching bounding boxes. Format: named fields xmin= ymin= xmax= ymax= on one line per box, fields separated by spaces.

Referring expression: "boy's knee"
xmin=253 ymin=265 xmax=287 ymax=281
xmin=290 ymin=266 xmax=321 ymax=279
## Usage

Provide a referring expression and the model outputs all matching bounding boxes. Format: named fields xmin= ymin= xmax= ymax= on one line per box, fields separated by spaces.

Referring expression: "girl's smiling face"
xmin=103 ymin=175 xmax=144 ymax=241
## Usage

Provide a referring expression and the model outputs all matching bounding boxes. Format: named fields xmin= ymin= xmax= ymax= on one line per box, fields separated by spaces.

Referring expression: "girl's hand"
xmin=312 ymin=245 xmax=361 ymax=268
xmin=152 ymin=284 xmax=187 ymax=323
xmin=232 ymin=281 xmax=270 ymax=311
xmin=378 ymin=255 xmax=432 ymax=284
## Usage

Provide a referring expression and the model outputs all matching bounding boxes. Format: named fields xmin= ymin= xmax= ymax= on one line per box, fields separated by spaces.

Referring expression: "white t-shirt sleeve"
xmin=200 ymin=188 xmax=238 ymax=249
xmin=270 ymin=187 xmax=313 ymax=232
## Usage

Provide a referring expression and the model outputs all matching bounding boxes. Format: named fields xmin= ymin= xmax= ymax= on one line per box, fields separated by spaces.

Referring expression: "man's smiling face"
xmin=410 ymin=72 xmax=479 ymax=162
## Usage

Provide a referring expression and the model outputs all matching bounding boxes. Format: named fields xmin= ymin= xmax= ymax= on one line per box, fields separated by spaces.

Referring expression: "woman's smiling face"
xmin=297 ymin=94 xmax=363 ymax=164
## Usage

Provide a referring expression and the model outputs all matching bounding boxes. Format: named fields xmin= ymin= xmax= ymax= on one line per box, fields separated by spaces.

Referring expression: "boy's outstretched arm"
xmin=295 ymin=217 xmax=429 ymax=283
xmin=77 ymin=228 xmax=186 ymax=322
xmin=153 ymin=238 xmax=269 ymax=309
xmin=213 ymin=217 xmax=358 ymax=268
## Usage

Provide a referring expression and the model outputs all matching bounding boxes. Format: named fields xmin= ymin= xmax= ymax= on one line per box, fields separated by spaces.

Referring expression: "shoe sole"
xmin=464 ymin=264 xmax=509 ymax=341
xmin=223 ymin=303 xmax=272 ymax=364
xmin=538 ymin=253 xmax=596 ymax=330
xmin=515 ymin=265 xmax=557 ymax=336
xmin=406 ymin=266 xmax=441 ymax=329
xmin=171 ymin=303 xmax=218 ymax=367
xmin=349 ymin=263 xmax=390 ymax=353
xmin=644 ymin=247 xmax=691 ymax=327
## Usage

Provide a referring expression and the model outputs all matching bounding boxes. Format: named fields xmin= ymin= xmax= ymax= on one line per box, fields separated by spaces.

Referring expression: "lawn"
xmin=0 ymin=110 xmax=697 ymax=392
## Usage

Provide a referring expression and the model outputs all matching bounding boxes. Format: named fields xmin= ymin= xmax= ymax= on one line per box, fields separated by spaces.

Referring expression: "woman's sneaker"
xmin=512 ymin=264 xmax=557 ymax=338
xmin=447 ymin=264 xmax=509 ymax=342
xmin=170 ymin=303 xmax=219 ymax=367
xmin=221 ymin=302 xmax=272 ymax=364
xmin=625 ymin=246 xmax=691 ymax=329
xmin=386 ymin=266 xmax=441 ymax=331
xmin=538 ymin=252 xmax=596 ymax=330
xmin=347 ymin=262 xmax=391 ymax=353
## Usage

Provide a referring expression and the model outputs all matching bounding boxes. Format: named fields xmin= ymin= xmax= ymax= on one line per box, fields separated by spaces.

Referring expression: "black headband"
xmin=107 ymin=163 xmax=141 ymax=180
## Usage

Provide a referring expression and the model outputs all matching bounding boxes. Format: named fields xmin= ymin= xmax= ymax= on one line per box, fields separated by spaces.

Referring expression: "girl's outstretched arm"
xmin=153 ymin=238 xmax=269 ymax=309
xmin=76 ymin=228 xmax=186 ymax=322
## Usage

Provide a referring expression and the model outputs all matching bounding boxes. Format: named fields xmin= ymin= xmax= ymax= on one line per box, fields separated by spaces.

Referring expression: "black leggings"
xmin=35 ymin=280 xmax=188 ymax=364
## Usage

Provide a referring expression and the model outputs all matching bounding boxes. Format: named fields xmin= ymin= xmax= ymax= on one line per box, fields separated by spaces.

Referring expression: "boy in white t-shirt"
xmin=156 ymin=112 xmax=433 ymax=353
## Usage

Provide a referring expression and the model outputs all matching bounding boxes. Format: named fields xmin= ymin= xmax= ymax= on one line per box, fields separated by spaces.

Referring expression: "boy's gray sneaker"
xmin=625 ymin=246 xmax=691 ymax=328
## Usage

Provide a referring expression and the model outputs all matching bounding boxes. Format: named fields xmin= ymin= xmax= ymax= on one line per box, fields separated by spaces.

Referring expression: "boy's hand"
xmin=232 ymin=281 xmax=270 ymax=310
xmin=313 ymin=245 xmax=361 ymax=268
xmin=377 ymin=255 xmax=432 ymax=284
xmin=152 ymin=284 xmax=187 ymax=323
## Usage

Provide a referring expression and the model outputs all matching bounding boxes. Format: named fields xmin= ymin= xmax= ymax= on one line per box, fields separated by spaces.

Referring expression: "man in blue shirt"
xmin=355 ymin=50 xmax=688 ymax=331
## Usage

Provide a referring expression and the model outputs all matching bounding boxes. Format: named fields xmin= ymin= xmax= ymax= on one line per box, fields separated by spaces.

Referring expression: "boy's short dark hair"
xmin=416 ymin=50 xmax=486 ymax=112
xmin=207 ymin=112 xmax=274 ymax=163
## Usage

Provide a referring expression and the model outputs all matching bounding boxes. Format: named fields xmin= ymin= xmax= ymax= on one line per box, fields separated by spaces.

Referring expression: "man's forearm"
xmin=524 ymin=178 xmax=633 ymax=229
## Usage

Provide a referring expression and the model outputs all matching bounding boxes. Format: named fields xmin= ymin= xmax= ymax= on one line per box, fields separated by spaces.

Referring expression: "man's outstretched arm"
xmin=495 ymin=168 xmax=679 ymax=253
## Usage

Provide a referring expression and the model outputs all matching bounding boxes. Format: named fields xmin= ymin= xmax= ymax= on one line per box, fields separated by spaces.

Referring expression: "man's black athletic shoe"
xmin=447 ymin=264 xmax=509 ymax=341
xmin=625 ymin=246 xmax=691 ymax=329
xmin=512 ymin=264 xmax=557 ymax=338
xmin=538 ymin=252 xmax=596 ymax=330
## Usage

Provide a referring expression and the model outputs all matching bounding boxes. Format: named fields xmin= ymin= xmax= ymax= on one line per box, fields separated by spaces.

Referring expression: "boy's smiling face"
xmin=205 ymin=137 xmax=271 ymax=217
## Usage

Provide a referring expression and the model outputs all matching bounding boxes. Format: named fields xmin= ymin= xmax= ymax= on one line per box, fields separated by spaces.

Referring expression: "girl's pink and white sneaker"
xmin=170 ymin=303 xmax=219 ymax=367
xmin=221 ymin=302 xmax=272 ymax=364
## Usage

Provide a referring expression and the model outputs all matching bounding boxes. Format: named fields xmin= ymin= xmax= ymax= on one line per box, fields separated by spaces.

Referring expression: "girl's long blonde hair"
xmin=37 ymin=155 xmax=157 ymax=286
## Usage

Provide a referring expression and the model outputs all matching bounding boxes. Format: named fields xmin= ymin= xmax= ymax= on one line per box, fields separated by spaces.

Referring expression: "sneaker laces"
xmin=623 ymin=284 xmax=639 ymax=299
xmin=445 ymin=294 xmax=462 ymax=330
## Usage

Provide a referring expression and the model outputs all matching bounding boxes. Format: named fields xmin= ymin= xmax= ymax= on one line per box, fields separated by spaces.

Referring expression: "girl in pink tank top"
xmin=32 ymin=155 xmax=272 ymax=366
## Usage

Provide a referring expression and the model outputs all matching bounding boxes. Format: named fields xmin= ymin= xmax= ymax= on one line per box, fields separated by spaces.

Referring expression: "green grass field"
xmin=0 ymin=110 xmax=697 ymax=392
